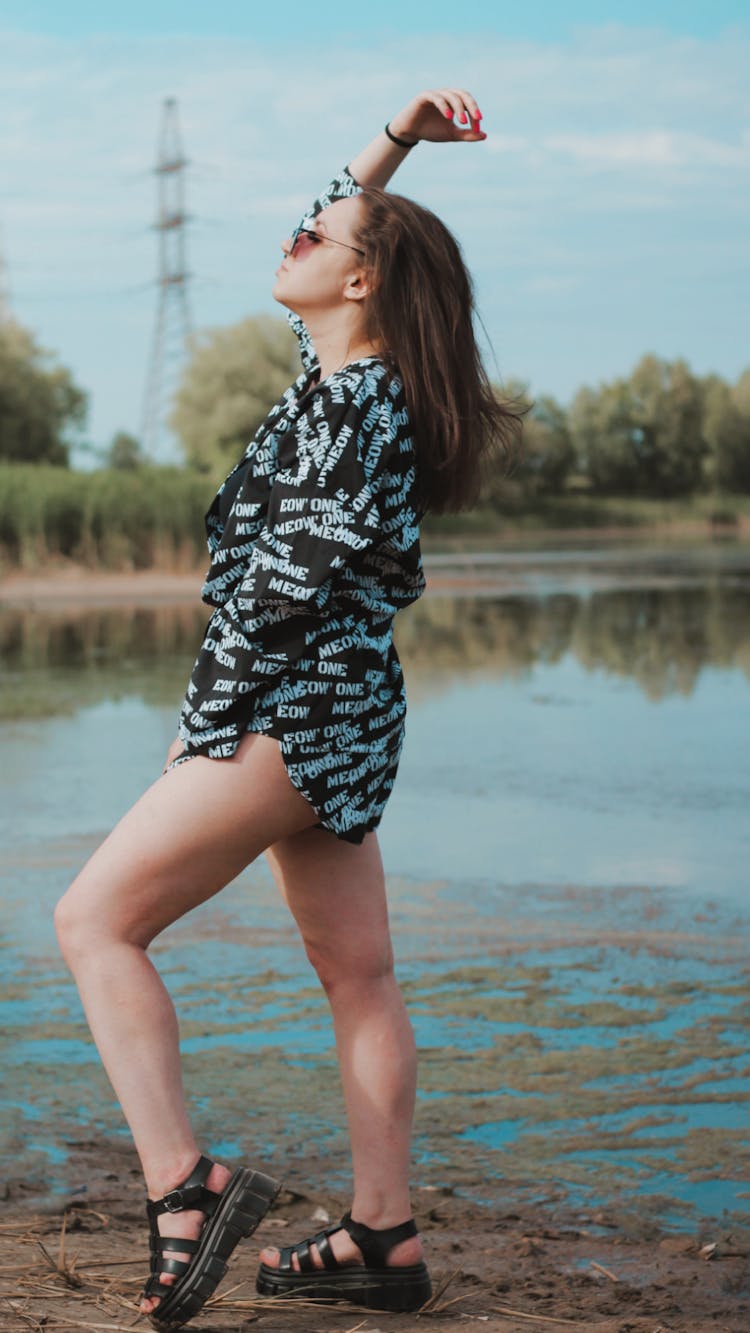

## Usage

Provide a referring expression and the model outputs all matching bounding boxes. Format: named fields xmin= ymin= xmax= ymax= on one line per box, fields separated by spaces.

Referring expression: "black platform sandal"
xmin=255 ymin=1209 xmax=432 ymax=1313
xmin=141 ymin=1153 xmax=281 ymax=1331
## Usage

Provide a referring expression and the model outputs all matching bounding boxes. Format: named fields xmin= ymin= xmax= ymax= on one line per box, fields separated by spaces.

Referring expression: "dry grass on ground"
xmin=1 ymin=1184 xmax=748 ymax=1333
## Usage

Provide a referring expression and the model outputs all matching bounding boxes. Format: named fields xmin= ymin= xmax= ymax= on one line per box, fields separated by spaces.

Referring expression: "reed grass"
xmin=0 ymin=465 xmax=211 ymax=572
xmin=2 ymin=465 xmax=749 ymax=575
xmin=421 ymin=492 xmax=750 ymax=539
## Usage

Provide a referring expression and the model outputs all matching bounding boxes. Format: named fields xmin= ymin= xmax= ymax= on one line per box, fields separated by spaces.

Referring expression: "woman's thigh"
xmin=59 ymin=732 xmax=320 ymax=947
xmin=264 ymin=827 xmax=393 ymax=978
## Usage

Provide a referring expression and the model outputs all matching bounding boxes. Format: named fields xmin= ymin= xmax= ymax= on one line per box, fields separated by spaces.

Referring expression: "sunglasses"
xmin=287 ymin=221 xmax=365 ymax=259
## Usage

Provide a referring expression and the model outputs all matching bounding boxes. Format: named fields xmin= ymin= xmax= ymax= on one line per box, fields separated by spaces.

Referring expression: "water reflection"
xmin=0 ymin=605 xmax=208 ymax=717
xmin=2 ymin=546 xmax=749 ymax=1228
xmin=2 ymin=578 xmax=750 ymax=721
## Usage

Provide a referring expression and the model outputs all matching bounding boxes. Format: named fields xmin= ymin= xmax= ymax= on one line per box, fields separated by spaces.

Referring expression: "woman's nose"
xmin=281 ymin=236 xmax=292 ymax=257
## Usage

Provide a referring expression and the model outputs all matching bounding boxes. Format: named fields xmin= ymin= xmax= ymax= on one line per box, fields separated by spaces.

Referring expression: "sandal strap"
xmin=293 ymin=1239 xmax=315 ymax=1273
xmin=146 ymin=1154 xmax=220 ymax=1221
xmin=277 ymin=1224 xmax=342 ymax=1275
xmin=143 ymin=1273 xmax=178 ymax=1299
xmin=340 ymin=1211 xmax=418 ymax=1268
xmin=314 ymin=1229 xmax=340 ymax=1271
xmin=275 ymin=1212 xmax=418 ymax=1277
xmin=156 ymin=1254 xmax=195 ymax=1279
xmin=144 ymin=1239 xmax=201 ymax=1296
xmin=150 ymin=1236 xmax=201 ymax=1260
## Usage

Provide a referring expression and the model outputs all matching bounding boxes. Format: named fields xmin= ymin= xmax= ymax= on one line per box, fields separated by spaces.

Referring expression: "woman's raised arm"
xmin=348 ymin=86 xmax=486 ymax=188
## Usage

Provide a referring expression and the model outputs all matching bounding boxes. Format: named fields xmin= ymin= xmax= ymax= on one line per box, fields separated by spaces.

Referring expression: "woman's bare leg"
xmin=54 ymin=732 xmax=320 ymax=1315
xmin=258 ymin=826 xmax=424 ymax=1271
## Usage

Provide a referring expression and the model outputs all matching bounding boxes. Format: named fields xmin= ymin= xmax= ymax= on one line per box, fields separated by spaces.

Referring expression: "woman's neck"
xmin=300 ymin=312 xmax=381 ymax=380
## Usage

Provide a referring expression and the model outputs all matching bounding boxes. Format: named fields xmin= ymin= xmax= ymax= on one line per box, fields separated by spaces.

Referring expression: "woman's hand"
xmin=389 ymin=89 xmax=486 ymax=145
xmin=162 ymin=736 xmax=185 ymax=773
xmin=349 ymin=87 xmax=486 ymax=189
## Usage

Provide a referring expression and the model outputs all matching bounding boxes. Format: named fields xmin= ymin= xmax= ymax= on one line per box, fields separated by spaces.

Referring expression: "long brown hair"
xmin=354 ymin=186 xmax=529 ymax=517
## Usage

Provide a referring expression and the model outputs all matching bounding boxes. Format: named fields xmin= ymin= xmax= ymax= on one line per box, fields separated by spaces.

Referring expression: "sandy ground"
xmin=0 ymin=539 xmax=738 ymax=608
xmin=0 ymin=564 xmax=532 ymax=606
xmin=0 ymin=565 xmax=533 ymax=607
xmin=1 ymin=518 xmax=749 ymax=606
xmin=0 ymin=568 xmax=207 ymax=607
xmin=2 ymin=1141 xmax=748 ymax=1333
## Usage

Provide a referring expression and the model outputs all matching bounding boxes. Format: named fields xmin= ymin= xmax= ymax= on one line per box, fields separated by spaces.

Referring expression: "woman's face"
xmin=272 ymin=195 xmax=369 ymax=319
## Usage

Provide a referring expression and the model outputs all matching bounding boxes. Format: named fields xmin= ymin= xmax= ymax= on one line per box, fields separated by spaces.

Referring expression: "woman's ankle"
xmin=349 ymin=1195 xmax=414 ymax=1231
xmin=142 ymin=1146 xmax=207 ymax=1199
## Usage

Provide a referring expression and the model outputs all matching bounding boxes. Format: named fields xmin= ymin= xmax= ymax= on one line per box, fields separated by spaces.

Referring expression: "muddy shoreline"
xmin=3 ymin=535 xmax=750 ymax=608
xmin=2 ymin=1138 xmax=748 ymax=1332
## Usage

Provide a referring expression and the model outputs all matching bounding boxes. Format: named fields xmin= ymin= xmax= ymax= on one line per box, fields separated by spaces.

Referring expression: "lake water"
xmin=1 ymin=540 xmax=749 ymax=1232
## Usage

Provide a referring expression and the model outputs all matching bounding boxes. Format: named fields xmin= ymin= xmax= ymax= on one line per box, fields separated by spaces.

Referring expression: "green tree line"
xmin=2 ymin=313 xmax=749 ymax=498
xmin=498 ymin=358 xmax=750 ymax=501
xmin=1 ymin=313 xmax=750 ymax=501
xmin=1 ymin=314 xmax=749 ymax=569
xmin=173 ymin=320 xmax=750 ymax=500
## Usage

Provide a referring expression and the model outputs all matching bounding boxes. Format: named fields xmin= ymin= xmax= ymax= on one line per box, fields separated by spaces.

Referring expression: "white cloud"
xmin=0 ymin=23 xmax=747 ymax=450
xmin=543 ymin=129 xmax=750 ymax=167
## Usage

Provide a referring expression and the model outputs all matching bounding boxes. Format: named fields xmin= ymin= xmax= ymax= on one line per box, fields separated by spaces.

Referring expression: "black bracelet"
xmin=384 ymin=122 xmax=417 ymax=150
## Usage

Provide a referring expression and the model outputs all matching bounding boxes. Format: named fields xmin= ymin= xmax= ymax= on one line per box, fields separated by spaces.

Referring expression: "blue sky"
xmin=1 ymin=3 xmax=748 ymax=462
xmin=3 ymin=1 xmax=749 ymax=41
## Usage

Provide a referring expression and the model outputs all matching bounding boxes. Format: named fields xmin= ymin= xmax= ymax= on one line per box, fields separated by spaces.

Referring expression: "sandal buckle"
xmin=162 ymin=1188 xmax=185 ymax=1212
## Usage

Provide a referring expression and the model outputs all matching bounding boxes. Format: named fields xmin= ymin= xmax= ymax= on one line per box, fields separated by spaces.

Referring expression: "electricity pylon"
xmin=140 ymin=97 xmax=193 ymax=461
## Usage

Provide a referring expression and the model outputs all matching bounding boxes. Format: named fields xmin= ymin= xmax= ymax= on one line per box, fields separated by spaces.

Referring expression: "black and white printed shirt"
xmin=173 ymin=166 xmax=427 ymax=843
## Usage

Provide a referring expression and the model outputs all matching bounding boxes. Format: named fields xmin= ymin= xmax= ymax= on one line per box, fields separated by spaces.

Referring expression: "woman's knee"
xmin=54 ymin=868 xmax=143 ymax=963
xmin=54 ymin=880 xmax=97 ymax=963
xmin=266 ymin=826 xmax=396 ymax=996
xmin=304 ymin=932 xmax=395 ymax=998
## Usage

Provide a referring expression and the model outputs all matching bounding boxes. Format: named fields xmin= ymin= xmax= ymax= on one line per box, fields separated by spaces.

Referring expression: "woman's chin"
xmin=271 ymin=284 xmax=292 ymax=310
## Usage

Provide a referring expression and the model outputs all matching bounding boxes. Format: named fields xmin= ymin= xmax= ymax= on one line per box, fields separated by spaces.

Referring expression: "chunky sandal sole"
xmin=256 ymin=1259 xmax=432 ymax=1313
xmin=148 ymin=1167 xmax=281 ymax=1331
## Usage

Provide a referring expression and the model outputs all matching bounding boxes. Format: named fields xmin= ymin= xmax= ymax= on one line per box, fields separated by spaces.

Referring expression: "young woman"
xmin=54 ymin=87 xmax=525 ymax=1331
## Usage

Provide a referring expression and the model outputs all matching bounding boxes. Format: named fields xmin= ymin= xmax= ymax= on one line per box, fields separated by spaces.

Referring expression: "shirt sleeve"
xmin=176 ymin=376 xmax=386 ymax=760
xmin=286 ymin=165 xmax=363 ymax=373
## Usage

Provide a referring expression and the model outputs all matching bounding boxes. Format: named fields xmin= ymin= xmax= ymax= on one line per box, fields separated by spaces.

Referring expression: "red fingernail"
xmin=445 ymin=108 xmax=453 ymax=118
xmin=476 ymin=109 xmax=483 ymax=119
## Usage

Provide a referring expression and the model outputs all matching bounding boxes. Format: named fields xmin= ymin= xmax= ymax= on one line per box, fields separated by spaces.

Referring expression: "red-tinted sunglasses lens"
xmin=289 ymin=224 xmax=322 ymax=256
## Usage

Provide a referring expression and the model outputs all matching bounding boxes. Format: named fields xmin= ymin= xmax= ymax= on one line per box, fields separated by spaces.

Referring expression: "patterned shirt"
xmin=173 ymin=166 xmax=427 ymax=843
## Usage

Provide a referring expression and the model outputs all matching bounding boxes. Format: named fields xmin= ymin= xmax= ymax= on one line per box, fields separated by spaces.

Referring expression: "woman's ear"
xmin=343 ymin=269 xmax=377 ymax=303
